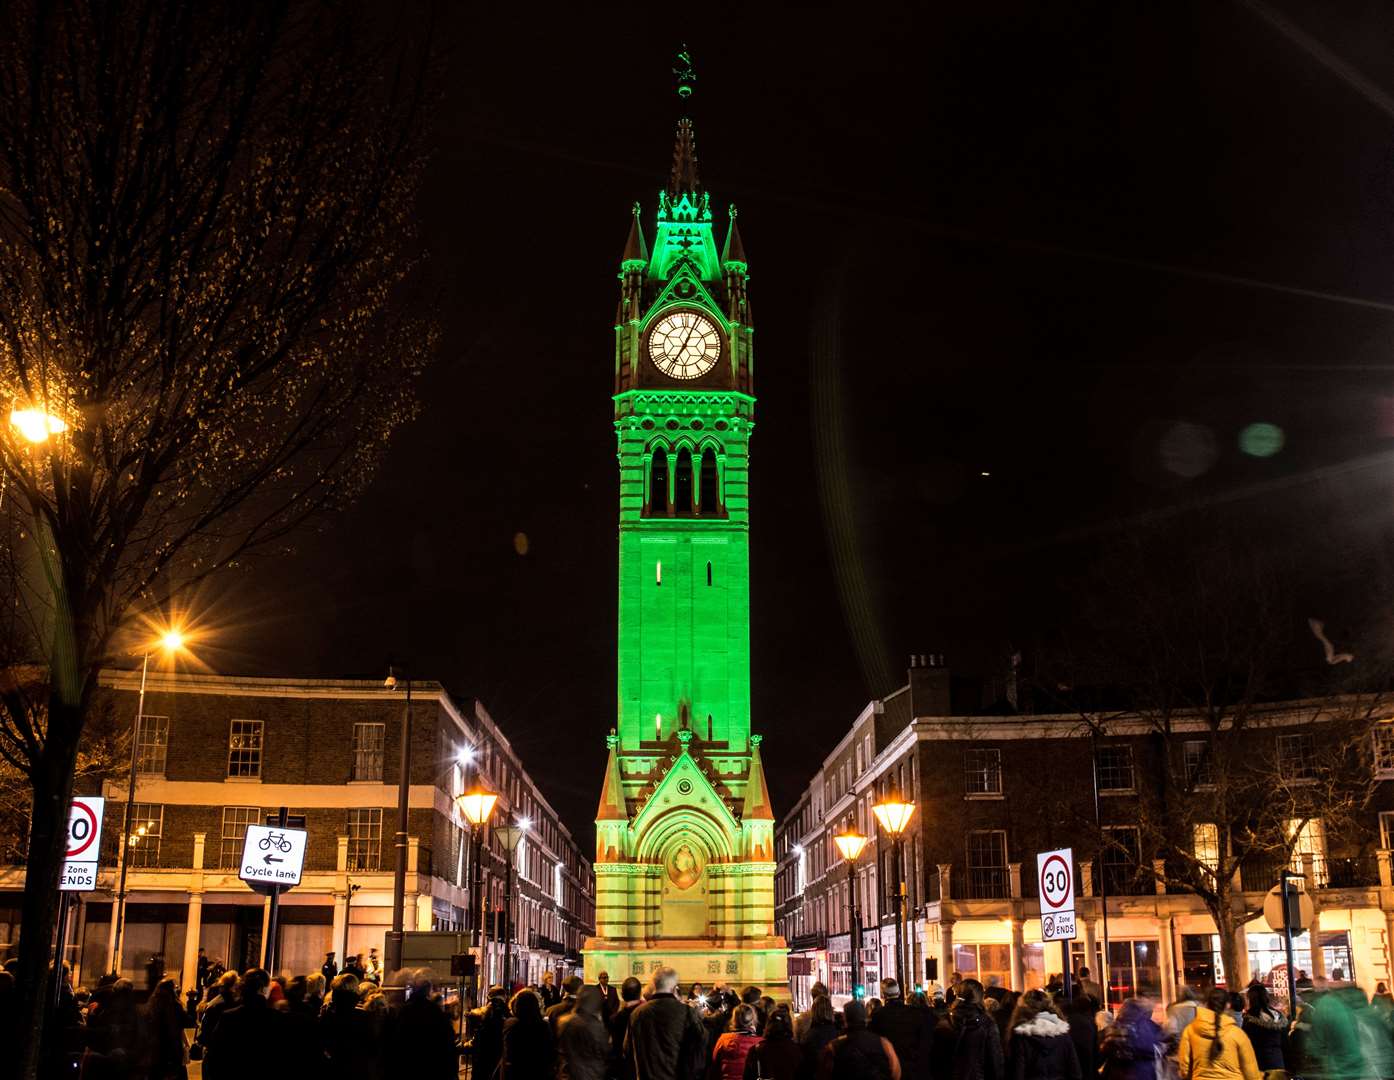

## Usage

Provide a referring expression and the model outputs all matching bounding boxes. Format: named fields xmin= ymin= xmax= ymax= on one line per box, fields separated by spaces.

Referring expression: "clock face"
xmin=647 ymin=310 xmax=721 ymax=380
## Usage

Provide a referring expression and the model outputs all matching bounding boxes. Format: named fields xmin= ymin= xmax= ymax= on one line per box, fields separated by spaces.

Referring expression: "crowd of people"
xmin=17 ymin=950 xmax=1394 ymax=1080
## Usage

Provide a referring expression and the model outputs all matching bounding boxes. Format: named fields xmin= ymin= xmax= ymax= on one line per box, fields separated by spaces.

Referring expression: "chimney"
xmin=909 ymin=653 xmax=951 ymax=717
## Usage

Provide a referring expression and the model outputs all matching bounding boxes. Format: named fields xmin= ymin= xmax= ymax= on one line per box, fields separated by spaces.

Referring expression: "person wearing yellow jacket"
xmin=1176 ymin=988 xmax=1262 ymax=1080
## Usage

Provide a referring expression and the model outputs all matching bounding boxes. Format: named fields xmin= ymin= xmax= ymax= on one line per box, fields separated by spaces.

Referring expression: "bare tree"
xmin=0 ymin=3 xmax=437 ymax=1072
xmin=1038 ymin=522 xmax=1389 ymax=991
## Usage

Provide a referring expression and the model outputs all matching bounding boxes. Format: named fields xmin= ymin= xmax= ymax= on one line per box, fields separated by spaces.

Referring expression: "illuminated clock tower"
xmin=584 ymin=68 xmax=787 ymax=991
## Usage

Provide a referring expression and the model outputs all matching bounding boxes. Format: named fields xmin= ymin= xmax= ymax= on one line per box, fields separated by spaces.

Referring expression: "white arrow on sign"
xmin=61 ymin=796 xmax=105 ymax=892
xmin=238 ymin=824 xmax=307 ymax=889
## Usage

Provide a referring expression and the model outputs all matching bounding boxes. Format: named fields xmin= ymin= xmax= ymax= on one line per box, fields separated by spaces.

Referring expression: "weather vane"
xmin=674 ymin=45 xmax=695 ymax=101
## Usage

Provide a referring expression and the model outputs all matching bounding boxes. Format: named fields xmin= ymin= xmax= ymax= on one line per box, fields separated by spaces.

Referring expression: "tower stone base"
xmin=584 ymin=936 xmax=789 ymax=997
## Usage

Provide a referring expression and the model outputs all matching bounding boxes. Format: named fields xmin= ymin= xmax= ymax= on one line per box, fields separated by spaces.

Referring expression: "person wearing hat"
xmin=472 ymin=983 xmax=510 ymax=1080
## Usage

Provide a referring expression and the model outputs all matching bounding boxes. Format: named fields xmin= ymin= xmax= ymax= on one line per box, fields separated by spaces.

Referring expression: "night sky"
xmin=213 ymin=1 xmax=1394 ymax=843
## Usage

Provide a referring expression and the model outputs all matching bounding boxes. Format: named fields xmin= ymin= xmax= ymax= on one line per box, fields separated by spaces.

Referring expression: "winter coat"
xmin=744 ymin=1033 xmax=804 ymax=1080
xmin=471 ymin=998 xmax=510 ymax=1080
xmin=389 ymin=994 xmax=458 ymax=1080
xmin=203 ymin=996 xmax=287 ymax=1080
xmin=712 ymin=1032 xmax=763 ymax=1080
xmin=870 ymin=999 xmax=935 ymax=1076
xmin=946 ymin=1002 xmax=1004 ymax=1080
xmin=501 ymin=1014 xmax=555 ymax=1078
xmin=558 ymin=1009 xmax=612 ymax=1080
xmin=1099 ymin=1007 xmax=1167 ymax=1080
xmin=1239 ymin=1009 xmax=1285 ymax=1072
xmin=319 ymin=997 xmax=382 ymax=1078
xmin=1176 ymin=1008 xmax=1261 ymax=1080
xmin=801 ymin=1021 xmax=842 ymax=1080
xmin=609 ymin=1001 xmax=642 ymax=1080
xmin=817 ymin=1028 xmax=899 ymax=1080
xmin=625 ymin=993 xmax=708 ymax=1080
xmin=1005 ymin=1012 xmax=1082 ymax=1080
xmin=1061 ymin=999 xmax=1098 ymax=1079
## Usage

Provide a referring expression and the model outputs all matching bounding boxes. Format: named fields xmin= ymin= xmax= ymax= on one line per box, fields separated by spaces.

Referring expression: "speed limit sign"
xmin=61 ymin=796 xmax=105 ymax=892
xmin=1037 ymin=847 xmax=1076 ymax=940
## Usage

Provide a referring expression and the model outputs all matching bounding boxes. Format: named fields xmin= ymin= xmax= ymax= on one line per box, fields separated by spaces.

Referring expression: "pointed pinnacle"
xmin=668 ymin=118 xmax=701 ymax=198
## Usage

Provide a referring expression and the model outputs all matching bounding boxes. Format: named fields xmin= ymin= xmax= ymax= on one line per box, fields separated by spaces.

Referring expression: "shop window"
xmin=1106 ymin=939 xmax=1161 ymax=1006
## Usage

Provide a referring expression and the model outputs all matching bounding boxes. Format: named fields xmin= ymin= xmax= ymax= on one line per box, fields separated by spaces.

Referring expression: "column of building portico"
xmin=938 ymin=920 xmax=955 ymax=990
xmin=331 ymin=837 xmax=349 ymax=962
xmin=1079 ymin=861 xmax=1096 ymax=976
xmin=1303 ymin=854 xmax=1326 ymax=982
xmin=406 ymin=837 xmax=423 ymax=930
xmin=1157 ymin=914 xmax=1177 ymax=1005
xmin=181 ymin=833 xmax=206 ymax=991
xmin=1009 ymin=919 xmax=1025 ymax=992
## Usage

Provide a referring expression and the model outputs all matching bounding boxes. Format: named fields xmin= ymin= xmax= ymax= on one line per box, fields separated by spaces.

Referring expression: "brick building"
xmin=0 ymin=671 xmax=594 ymax=991
xmin=776 ymin=656 xmax=1394 ymax=1008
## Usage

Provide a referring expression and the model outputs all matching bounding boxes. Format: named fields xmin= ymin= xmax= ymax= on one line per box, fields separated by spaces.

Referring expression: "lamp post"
xmin=872 ymin=791 xmax=915 ymax=990
xmin=384 ymin=667 xmax=412 ymax=980
xmin=111 ymin=628 xmax=187 ymax=976
xmin=496 ymin=819 xmax=528 ymax=993
xmin=834 ymin=830 xmax=869 ymax=999
xmin=456 ymin=784 xmax=498 ymax=1003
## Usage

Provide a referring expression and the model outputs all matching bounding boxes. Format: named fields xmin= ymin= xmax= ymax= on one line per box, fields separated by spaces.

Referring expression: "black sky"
xmin=228 ymin=1 xmax=1394 ymax=843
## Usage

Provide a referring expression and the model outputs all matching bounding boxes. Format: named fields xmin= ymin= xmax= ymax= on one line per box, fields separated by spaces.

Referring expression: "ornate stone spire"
xmin=668 ymin=118 xmax=701 ymax=198
xmin=722 ymin=205 xmax=747 ymax=266
xmin=597 ymin=730 xmax=628 ymax=820
xmin=621 ymin=202 xmax=648 ymax=264
xmin=742 ymin=734 xmax=774 ymax=820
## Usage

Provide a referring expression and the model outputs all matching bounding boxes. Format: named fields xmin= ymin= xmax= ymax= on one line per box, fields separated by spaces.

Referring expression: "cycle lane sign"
xmin=239 ymin=823 xmax=307 ymax=888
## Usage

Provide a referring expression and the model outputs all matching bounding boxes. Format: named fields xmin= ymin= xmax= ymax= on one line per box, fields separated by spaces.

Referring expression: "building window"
xmin=1095 ymin=745 xmax=1135 ymax=793
xmin=1381 ymin=811 xmax=1394 ymax=851
xmin=1278 ymin=733 xmax=1317 ymax=783
xmin=135 ymin=715 xmax=169 ymax=775
xmin=1105 ymin=939 xmax=1162 ymax=1007
xmin=964 ymin=748 xmax=1003 ymax=796
xmin=1287 ymin=818 xmax=1327 ymax=887
xmin=227 ymin=719 xmax=263 ymax=778
xmin=1374 ymin=725 xmax=1394 ymax=778
xmin=1100 ymin=826 xmax=1141 ymax=895
xmin=347 ymin=808 xmax=383 ymax=870
xmin=352 ymin=723 xmax=386 ymax=781
xmin=965 ymin=830 xmax=1009 ymax=899
xmin=220 ymin=806 xmax=262 ymax=868
xmin=674 ymin=448 xmax=694 ymax=514
xmin=699 ymin=448 xmax=719 ymax=511
xmin=1183 ymin=740 xmax=1214 ymax=789
xmin=1193 ymin=823 xmax=1220 ymax=881
xmin=649 ymin=450 xmax=669 ymax=514
xmin=126 ymin=803 xmax=163 ymax=868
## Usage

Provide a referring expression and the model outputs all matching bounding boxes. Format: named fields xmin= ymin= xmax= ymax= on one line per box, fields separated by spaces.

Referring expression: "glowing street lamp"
xmin=835 ymin=830 xmax=869 ymax=996
xmin=112 ymin=627 xmax=189 ymax=975
xmin=873 ymin=792 xmax=916 ymax=990
xmin=8 ymin=408 xmax=67 ymax=444
xmin=496 ymin=819 xmax=528 ymax=992
xmin=455 ymin=782 xmax=498 ymax=1001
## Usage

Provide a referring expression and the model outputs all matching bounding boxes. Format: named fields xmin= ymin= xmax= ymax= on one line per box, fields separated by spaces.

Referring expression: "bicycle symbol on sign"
xmin=258 ymin=831 xmax=293 ymax=853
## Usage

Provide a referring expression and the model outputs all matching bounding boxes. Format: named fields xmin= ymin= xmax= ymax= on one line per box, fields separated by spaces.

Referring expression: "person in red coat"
xmin=712 ymin=1003 xmax=763 ymax=1080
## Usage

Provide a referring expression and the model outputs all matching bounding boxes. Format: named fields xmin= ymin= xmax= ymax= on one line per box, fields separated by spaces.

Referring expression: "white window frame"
xmin=347 ymin=807 xmax=383 ymax=870
xmin=127 ymin=803 xmax=164 ymax=868
xmin=220 ymin=806 xmax=261 ymax=868
xmin=1183 ymin=740 xmax=1215 ymax=790
xmin=1277 ymin=733 xmax=1317 ymax=784
xmin=227 ymin=719 xmax=264 ymax=779
xmin=1192 ymin=822 xmax=1220 ymax=881
xmin=1287 ymin=818 xmax=1328 ymax=887
xmin=135 ymin=715 xmax=169 ymax=776
xmin=1381 ymin=811 xmax=1394 ymax=851
xmin=1373 ymin=725 xmax=1394 ymax=780
xmin=1095 ymin=745 xmax=1136 ymax=794
xmin=964 ymin=748 xmax=1003 ymax=797
xmin=351 ymin=722 xmax=386 ymax=782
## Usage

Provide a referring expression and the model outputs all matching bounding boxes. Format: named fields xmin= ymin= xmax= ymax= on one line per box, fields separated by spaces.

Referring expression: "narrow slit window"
xmin=674 ymin=448 xmax=694 ymax=513
xmin=650 ymin=450 xmax=669 ymax=515
xmin=656 ymin=560 xmax=662 ymax=586
xmin=699 ymin=448 xmax=719 ymax=511
xmin=706 ymin=561 xmax=712 ymax=586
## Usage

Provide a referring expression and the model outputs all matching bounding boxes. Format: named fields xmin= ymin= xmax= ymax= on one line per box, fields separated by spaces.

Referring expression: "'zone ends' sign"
xmin=238 ymin=824 xmax=307 ymax=888
xmin=61 ymin=797 xmax=105 ymax=892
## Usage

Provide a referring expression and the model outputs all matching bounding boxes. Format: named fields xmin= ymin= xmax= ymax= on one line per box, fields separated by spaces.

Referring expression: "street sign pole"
xmin=265 ymin=807 xmax=287 ymax=974
xmin=239 ymin=809 xmax=307 ymax=975
xmin=52 ymin=891 xmax=71 ymax=1011
xmin=1280 ymin=869 xmax=1299 ymax=1013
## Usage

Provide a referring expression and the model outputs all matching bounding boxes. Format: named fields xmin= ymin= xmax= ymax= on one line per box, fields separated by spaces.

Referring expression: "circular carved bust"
xmin=668 ymin=842 xmax=703 ymax=890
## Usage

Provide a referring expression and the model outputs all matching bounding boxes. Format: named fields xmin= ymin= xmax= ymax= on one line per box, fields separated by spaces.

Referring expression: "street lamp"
xmin=496 ymin=819 xmax=528 ymax=993
xmin=872 ymin=791 xmax=915 ymax=990
xmin=383 ymin=667 xmax=413 ymax=982
xmin=8 ymin=408 xmax=67 ymax=444
xmin=456 ymin=783 xmax=497 ymax=1006
xmin=111 ymin=627 xmax=188 ymax=975
xmin=834 ymin=830 xmax=869 ymax=999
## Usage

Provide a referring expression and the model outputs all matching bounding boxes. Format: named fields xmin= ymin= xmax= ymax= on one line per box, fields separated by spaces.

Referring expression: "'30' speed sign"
xmin=1037 ymin=847 xmax=1075 ymax=912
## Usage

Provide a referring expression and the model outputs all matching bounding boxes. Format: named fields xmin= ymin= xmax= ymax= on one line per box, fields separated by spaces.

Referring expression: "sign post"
xmin=1037 ymin=848 xmax=1077 ymax=1000
xmin=1266 ymin=870 xmax=1312 ymax=1013
xmin=238 ymin=808 xmax=307 ymax=974
xmin=55 ymin=797 xmax=104 ymax=1008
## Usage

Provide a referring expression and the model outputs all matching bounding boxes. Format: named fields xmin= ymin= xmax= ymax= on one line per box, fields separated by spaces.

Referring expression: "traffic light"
xmin=852 ymin=983 xmax=866 ymax=1001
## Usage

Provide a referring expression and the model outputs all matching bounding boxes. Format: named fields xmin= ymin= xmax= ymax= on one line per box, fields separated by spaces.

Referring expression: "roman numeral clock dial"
xmin=647 ymin=310 xmax=721 ymax=380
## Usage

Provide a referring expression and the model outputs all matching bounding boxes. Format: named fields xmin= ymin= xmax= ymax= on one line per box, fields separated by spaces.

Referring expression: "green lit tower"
xmin=584 ymin=60 xmax=786 ymax=990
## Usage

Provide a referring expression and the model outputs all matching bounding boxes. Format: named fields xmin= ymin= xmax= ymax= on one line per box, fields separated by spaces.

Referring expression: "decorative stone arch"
xmin=636 ymin=805 xmax=737 ymax=940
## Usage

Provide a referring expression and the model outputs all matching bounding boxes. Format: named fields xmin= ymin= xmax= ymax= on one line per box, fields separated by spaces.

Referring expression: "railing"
xmin=1239 ymin=858 xmax=1286 ymax=894
xmin=1325 ymin=855 xmax=1377 ymax=889
xmin=952 ymin=866 xmax=1010 ymax=900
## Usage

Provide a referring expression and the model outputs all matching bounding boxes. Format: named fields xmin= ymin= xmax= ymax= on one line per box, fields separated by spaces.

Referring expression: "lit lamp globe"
xmin=496 ymin=824 xmax=527 ymax=854
xmin=833 ymin=831 xmax=869 ymax=863
xmin=456 ymin=787 xmax=498 ymax=827
xmin=9 ymin=408 xmax=67 ymax=444
xmin=872 ymin=794 xmax=915 ymax=836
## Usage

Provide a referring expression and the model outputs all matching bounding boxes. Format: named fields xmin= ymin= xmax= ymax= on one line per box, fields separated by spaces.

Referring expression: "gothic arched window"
xmin=699 ymin=448 xmax=719 ymax=513
xmin=674 ymin=448 xmax=694 ymax=515
xmin=650 ymin=450 xmax=669 ymax=515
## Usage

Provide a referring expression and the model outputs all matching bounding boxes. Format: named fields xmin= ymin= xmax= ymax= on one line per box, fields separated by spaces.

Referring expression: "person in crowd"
xmin=796 ymin=983 xmax=830 ymax=1042
xmin=870 ymin=977 xmax=935 ymax=1077
xmin=142 ymin=976 xmax=190 ymax=1080
xmin=985 ymin=976 xmax=1008 ymax=1004
xmin=609 ymin=976 xmax=645 ymax=1080
xmin=388 ymin=971 xmax=458 ymax=1080
xmin=1004 ymin=989 xmax=1081 ymax=1080
xmin=992 ymin=990 xmax=1021 ymax=1046
xmin=320 ymin=972 xmax=380 ymax=1077
xmin=502 ymin=985 xmax=556 ymax=1078
xmin=1176 ymin=986 xmax=1261 ymax=1080
xmin=344 ymin=952 xmax=366 ymax=981
xmin=745 ymin=1008 xmax=802 ymax=1080
xmin=86 ymin=978 xmax=142 ymax=1080
xmin=282 ymin=975 xmax=325 ymax=1070
xmin=539 ymin=969 xmax=561 ymax=1007
xmin=1339 ymin=983 xmax=1394 ymax=1080
xmin=146 ymin=952 xmax=166 ymax=992
xmin=321 ymin=951 xmax=338 ymax=983
xmin=1167 ymin=986 xmax=1199 ymax=1040
xmin=1061 ymin=990 xmax=1098 ymax=1080
xmin=595 ymin=969 xmax=621 ymax=1020
xmin=713 ymin=1003 xmax=764 ymax=1080
xmin=867 ymin=998 xmax=884 ymax=1021
xmin=800 ymin=992 xmax=841 ymax=1076
xmin=194 ymin=970 xmax=239 ymax=1067
xmin=557 ymin=984 xmax=610 ymax=1080
xmin=204 ymin=969 xmax=287 ymax=1080
xmin=689 ymin=981 xmax=707 ymax=1004
xmin=626 ymin=966 xmax=708 ymax=1080
xmin=196 ymin=948 xmax=211 ymax=991
xmin=363 ymin=946 xmax=381 ymax=984
xmin=1238 ymin=983 xmax=1285 ymax=1078
xmin=1076 ymin=969 xmax=1102 ymax=1007
xmin=818 ymin=999 xmax=900 ymax=1080
xmin=471 ymin=983 xmax=510 ymax=1080
xmin=942 ymin=978 xmax=1004 ymax=1080
xmin=1100 ymin=997 xmax=1167 ymax=1080
xmin=549 ymin=973 xmax=584 ymax=1034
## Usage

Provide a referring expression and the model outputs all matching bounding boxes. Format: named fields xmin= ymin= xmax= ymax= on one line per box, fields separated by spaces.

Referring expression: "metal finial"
xmin=673 ymin=45 xmax=695 ymax=101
